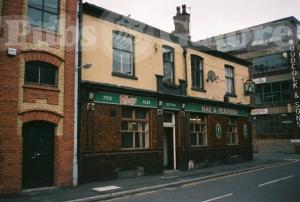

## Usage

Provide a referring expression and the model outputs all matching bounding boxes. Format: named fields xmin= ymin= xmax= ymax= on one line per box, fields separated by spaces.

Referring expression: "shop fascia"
xmin=91 ymin=91 xmax=249 ymax=117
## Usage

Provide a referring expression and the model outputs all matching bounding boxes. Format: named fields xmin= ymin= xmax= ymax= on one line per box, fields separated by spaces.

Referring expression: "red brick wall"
xmin=57 ymin=0 xmax=76 ymax=187
xmin=0 ymin=0 xmax=76 ymax=195
xmin=0 ymin=0 xmax=24 ymax=195
xmin=23 ymin=85 xmax=60 ymax=105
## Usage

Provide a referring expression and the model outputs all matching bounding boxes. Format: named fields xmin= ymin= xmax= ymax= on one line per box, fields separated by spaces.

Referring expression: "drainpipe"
xmin=182 ymin=46 xmax=189 ymax=170
xmin=73 ymin=0 xmax=82 ymax=187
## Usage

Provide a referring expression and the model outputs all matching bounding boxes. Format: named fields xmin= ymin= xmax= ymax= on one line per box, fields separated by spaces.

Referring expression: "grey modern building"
xmin=199 ymin=17 xmax=300 ymax=153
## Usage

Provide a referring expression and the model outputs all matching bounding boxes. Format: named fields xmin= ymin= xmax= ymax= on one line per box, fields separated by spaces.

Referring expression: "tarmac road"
xmin=107 ymin=158 xmax=300 ymax=202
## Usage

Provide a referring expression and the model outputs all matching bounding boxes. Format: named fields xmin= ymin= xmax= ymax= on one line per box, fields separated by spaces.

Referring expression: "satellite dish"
xmin=207 ymin=70 xmax=218 ymax=82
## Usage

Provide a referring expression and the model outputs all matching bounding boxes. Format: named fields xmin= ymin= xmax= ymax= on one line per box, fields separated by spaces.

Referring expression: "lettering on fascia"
xmin=142 ymin=99 xmax=151 ymax=105
xmin=289 ymin=39 xmax=300 ymax=127
xmin=103 ymin=95 xmax=113 ymax=101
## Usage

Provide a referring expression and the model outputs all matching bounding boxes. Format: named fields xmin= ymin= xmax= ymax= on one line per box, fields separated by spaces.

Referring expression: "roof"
xmin=198 ymin=16 xmax=300 ymax=42
xmin=82 ymin=2 xmax=251 ymax=66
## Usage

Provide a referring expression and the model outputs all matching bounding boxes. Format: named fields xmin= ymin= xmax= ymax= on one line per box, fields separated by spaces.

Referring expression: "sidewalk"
xmin=1 ymin=153 xmax=297 ymax=202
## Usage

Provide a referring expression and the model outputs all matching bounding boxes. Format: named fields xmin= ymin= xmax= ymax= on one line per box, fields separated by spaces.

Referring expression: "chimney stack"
xmin=172 ymin=4 xmax=191 ymax=40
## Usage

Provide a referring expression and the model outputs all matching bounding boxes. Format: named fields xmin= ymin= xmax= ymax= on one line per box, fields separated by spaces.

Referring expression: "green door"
xmin=22 ymin=121 xmax=55 ymax=189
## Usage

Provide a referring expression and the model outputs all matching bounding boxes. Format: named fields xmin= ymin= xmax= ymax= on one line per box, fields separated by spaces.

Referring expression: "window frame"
xmin=27 ymin=0 xmax=60 ymax=32
xmin=121 ymin=107 xmax=150 ymax=150
xmin=252 ymin=52 xmax=288 ymax=74
xmin=191 ymin=55 xmax=204 ymax=90
xmin=24 ymin=61 xmax=58 ymax=87
xmin=112 ymin=31 xmax=135 ymax=78
xmin=226 ymin=117 xmax=238 ymax=145
xmin=162 ymin=45 xmax=175 ymax=83
xmin=189 ymin=113 xmax=207 ymax=147
xmin=255 ymin=80 xmax=292 ymax=105
xmin=225 ymin=65 xmax=235 ymax=96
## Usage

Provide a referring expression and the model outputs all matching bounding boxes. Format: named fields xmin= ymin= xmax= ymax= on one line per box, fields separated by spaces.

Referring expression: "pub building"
xmin=79 ymin=3 xmax=253 ymax=183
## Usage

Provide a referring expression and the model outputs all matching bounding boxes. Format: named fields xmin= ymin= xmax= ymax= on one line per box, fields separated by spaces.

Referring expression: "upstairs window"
xmin=252 ymin=53 xmax=288 ymax=74
xmin=25 ymin=61 xmax=58 ymax=87
xmin=162 ymin=46 xmax=174 ymax=82
xmin=255 ymin=81 xmax=292 ymax=105
xmin=27 ymin=0 xmax=59 ymax=31
xmin=113 ymin=31 xmax=134 ymax=76
xmin=191 ymin=55 xmax=204 ymax=89
xmin=225 ymin=65 xmax=235 ymax=95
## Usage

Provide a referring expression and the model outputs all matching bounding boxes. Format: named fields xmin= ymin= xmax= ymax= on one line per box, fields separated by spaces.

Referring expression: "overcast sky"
xmin=84 ymin=0 xmax=300 ymax=41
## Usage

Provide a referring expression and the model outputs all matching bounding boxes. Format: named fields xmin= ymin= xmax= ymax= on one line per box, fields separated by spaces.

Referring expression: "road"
xmin=106 ymin=158 xmax=300 ymax=202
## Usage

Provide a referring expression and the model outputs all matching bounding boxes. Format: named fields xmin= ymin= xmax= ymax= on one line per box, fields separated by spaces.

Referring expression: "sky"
xmin=84 ymin=0 xmax=300 ymax=41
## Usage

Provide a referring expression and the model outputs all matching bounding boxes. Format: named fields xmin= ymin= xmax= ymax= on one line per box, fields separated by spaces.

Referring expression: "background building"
xmin=0 ymin=0 xmax=76 ymax=195
xmin=199 ymin=17 xmax=300 ymax=153
xmin=79 ymin=3 xmax=252 ymax=183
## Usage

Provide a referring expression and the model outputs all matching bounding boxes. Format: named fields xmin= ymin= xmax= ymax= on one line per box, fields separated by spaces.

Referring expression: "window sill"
xmin=121 ymin=148 xmax=149 ymax=151
xmin=23 ymin=83 xmax=60 ymax=92
xmin=226 ymin=143 xmax=238 ymax=146
xmin=112 ymin=72 xmax=138 ymax=80
xmin=26 ymin=25 xmax=60 ymax=37
xmin=190 ymin=145 xmax=208 ymax=148
xmin=226 ymin=93 xmax=237 ymax=98
xmin=162 ymin=80 xmax=178 ymax=88
xmin=191 ymin=87 xmax=206 ymax=92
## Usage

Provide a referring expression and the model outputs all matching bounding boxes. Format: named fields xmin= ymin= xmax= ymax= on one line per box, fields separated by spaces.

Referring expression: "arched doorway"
xmin=22 ymin=121 xmax=55 ymax=189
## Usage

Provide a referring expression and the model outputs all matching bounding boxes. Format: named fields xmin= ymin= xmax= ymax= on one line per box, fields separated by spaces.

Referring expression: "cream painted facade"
xmin=82 ymin=14 xmax=250 ymax=105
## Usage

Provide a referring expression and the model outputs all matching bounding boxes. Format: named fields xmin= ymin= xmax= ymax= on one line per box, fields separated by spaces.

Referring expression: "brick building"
xmin=0 ymin=0 xmax=76 ymax=195
xmin=79 ymin=3 xmax=253 ymax=183
xmin=199 ymin=17 xmax=300 ymax=153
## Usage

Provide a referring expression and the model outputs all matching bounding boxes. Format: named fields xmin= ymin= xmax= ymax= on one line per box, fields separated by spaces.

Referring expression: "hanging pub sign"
xmin=289 ymin=39 xmax=300 ymax=128
xmin=244 ymin=79 xmax=255 ymax=95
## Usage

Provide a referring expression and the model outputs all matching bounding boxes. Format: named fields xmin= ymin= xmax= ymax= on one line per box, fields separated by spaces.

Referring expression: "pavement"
xmin=1 ymin=153 xmax=299 ymax=202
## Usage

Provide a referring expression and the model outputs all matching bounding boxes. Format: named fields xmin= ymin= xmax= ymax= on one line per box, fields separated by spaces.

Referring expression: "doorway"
xmin=163 ymin=112 xmax=176 ymax=169
xmin=22 ymin=121 xmax=55 ymax=189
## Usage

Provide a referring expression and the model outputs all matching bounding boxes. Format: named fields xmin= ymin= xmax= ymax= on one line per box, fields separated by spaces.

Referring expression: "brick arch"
xmin=21 ymin=50 xmax=64 ymax=68
xmin=19 ymin=110 xmax=63 ymax=125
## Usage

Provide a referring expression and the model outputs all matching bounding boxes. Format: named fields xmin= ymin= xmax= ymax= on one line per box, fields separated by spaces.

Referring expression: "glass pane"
xmin=199 ymin=133 xmax=205 ymax=145
xmin=113 ymin=49 xmax=121 ymax=73
xmin=264 ymin=83 xmax=271 ymax=93
xmin=44 ymin=0 xmax=59 ymax=14
xmin=190 ymin=124 xmax=195 ymax=132
xmin=135 ymin=133 xmax=140 ymax=148
xmin=121 ymin=121 xmax=128 ymax=130
xmin=122 ymin=108 xmax=132 ymax=118
xmin=28 ymin=0 xmax=43 ymax=9
xmin=281 ymin=81 xmax=290 ymax=91
xmin=40 ymin=64 xmax=57 ymax=86
xmin=141 ymin=132 xmax=145 ymax=148
xmin=113 ymin=33 xmax=122 ymax=49
xmin=163 ymin=113 xmax=173 ymax=123
xmin=163 ymin=62 xmax=173 ymax=81
xmin=191 ymin=133 xmax=197 ymax=145
xmin=122 ymin=132 xmax=133 ymax=148
xmin=25 ymin=62 xmax=39 ymax=83
xmin=163 ymin=47 xmax=174 ymax=62
xmin=28 ymin=7 xmax=42 ymax=28
xmin=43 ymin=12 xmax=58 ymax=31
xmin=135 ymin=109 xmax=146 ymax=119
xmin=225 ymin=67 xmax=233 ymax=77
xmin=122 ymin=35 xmax=133 ymax=52
xmin=121 ymin=51 xmax=132 ymax=75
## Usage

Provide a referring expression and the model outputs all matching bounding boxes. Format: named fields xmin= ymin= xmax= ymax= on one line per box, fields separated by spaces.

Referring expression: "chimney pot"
xmin=182 ymin=4 xmax=187 ymax=14
xmin=176 ymin=6 xmax=180 ymax=15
